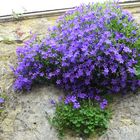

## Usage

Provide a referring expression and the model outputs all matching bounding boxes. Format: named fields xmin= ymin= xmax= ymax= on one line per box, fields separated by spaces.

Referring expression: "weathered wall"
xmin=0 ymin=4 xmax=140 ymax=140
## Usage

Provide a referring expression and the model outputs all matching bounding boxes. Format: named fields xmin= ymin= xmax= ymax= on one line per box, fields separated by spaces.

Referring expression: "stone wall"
xmin=0 ymin=3 xmax=140 ymax=140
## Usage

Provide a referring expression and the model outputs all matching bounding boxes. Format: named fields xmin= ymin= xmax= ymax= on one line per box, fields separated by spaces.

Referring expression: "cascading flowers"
xmin=13 ymin=2 xmax=140 ymax=109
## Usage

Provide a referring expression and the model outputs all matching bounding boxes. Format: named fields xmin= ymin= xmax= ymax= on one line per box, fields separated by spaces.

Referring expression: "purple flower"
xmin=105 ymin=39 xmax=111 ymax=45
xmin=58 ymin=96 xmax=63 ymax=102
xmin=73 ymin=102 xmax=80 ymax=109
xmin=128 ymin=67 xmax=135 ymax=74
xmin=56 ymin=80 xmax=61 ymax=85
xmin=123 ymin=47 xmax=132 ymax=53
xmin=112 ymin=86 xmax=120 ymax=92
xmin=77 ymin=93 xmax=87 ymax=99
xmin=104 ymin=31 xmax=111 ymax=38
xmin=110 ymin=65 xmax=117 ymax=73
xmin=95 ymin=96 xmax=101 ymax=101
xmin=50 ymin=99 xmax=56 ymax=105
xmin=65 ymin=95 xmax=77 ymax=104
xmin=115 ymin=54 xmax=124 ymax=64
xmin=85 ymin=79 xmax=90 ymax=85
xmin=0 ymin=98 xmax=4 ymax=104
xmin=100 ymin=99 xmax=108 ymax=109
xmin=103 ymin=68 xmax=109 ymax=76
xmin=131 ymin=30 xmax=136 ymax=35
xmin=78 ymin=69 xmax=83 ymax=76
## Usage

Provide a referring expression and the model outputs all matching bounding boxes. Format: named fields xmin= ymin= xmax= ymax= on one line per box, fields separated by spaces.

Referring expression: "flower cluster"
xmin=13 ymin=2 xmax=140 ymax=109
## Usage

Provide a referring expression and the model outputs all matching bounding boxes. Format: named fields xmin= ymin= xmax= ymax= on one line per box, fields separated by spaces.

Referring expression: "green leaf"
xmin=135 ymin=67 xmax=140 ymax=79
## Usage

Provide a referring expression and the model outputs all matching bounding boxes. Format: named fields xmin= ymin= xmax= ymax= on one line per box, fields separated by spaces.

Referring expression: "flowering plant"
xmin=51 ymin=100 xmax=111 ymax=138
xmin=13 ymin=2 xmax=140 ymax=109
